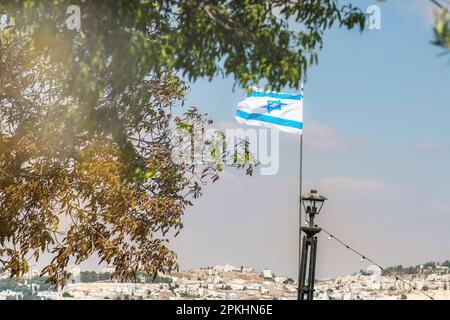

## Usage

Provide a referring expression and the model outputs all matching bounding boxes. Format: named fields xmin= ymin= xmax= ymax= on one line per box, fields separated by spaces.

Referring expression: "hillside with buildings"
xmin=1 ymin=261 xmax=449 ymax=300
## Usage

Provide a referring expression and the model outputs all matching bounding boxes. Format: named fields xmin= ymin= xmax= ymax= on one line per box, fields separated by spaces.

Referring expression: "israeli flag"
xmin=235 ymin=87 xmax=303 ymax=134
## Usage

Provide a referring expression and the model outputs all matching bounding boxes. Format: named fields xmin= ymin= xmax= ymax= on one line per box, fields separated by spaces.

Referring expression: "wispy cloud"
xmin=305 ymin=121 xmax=341 ymax=149
xmin=435 ymin=203 xmax=450 ymax=214
xmin=215 ymin=120 xmax=243 ymax=131
xmin=415 ymin=141 xmax=445 ymax=152
xmin=304 ymin=121 xmax=370 ymax=151
xmin=315 ymin=177 xmax=396 ymax=195
xmin=395 ymin=0 xmax=436 ymax=26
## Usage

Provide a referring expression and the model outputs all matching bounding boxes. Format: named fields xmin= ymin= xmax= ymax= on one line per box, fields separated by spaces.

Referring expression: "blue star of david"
xmin=264 ymin=100 xmax=287 ymax=113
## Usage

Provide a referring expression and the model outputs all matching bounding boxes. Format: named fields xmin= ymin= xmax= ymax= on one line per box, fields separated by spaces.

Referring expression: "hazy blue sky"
xmin=169 ymin=0 xmax=450 ymax=279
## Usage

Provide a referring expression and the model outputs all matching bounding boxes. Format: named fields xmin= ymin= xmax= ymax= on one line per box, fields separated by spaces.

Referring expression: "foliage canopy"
xmin=0 ymin=1 xmax=366 ymax=286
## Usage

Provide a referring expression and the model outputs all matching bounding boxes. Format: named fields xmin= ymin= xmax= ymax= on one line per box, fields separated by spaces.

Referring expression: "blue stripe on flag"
xmin=235 ymin=110 xmax=303 ymax=129
xmin=247 ymin=91 xmax=303 ymax=100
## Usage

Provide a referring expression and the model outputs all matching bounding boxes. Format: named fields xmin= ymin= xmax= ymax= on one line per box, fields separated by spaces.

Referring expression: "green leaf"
xmin=176 ymin=122 xmax=192 ymax=132
xmin=144 ymin=170 xmax=155 ymax=181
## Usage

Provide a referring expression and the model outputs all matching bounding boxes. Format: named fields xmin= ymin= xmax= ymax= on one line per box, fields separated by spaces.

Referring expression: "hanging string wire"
xmin=304 ymin=220 xmax=435 ymax=300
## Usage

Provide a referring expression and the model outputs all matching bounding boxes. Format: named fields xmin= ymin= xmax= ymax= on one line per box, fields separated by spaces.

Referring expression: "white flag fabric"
xmin=235 ymin=87 xmax=303 ymax=134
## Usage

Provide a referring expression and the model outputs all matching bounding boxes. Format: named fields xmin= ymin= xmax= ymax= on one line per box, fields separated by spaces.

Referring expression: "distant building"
xmin=66 ymin=266 xmax=81 ymax=284
xmin=102 ymin=266 xmax=115 ymax=274
xmin=242 ymin=267 xmax=254 ymax=274
xmin=213 ymin=275 xmax=224 ymax=284
xmin=230 ymin=283 xmax=245 ymax=291
xmin=263 ymin=269 xmax=273 ymax=278
xmin=213 ymin=264 xmax=239 ymax=273
xmin=26 ymin=268 xmax=41 ymax=280
xmin=208 ymin=269 xmax=217 ymax=276
xmin=275 ymin=276 xmax=288 ymax=284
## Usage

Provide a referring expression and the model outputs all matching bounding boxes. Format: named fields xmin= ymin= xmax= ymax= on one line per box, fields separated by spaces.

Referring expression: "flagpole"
xmin=297 ymin=133 xmax=303 ymax=300
xmin=297 ymin=83 xmax=305 ymax=300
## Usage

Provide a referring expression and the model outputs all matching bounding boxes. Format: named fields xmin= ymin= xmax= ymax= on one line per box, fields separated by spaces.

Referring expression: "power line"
xmin=304 ymin=220 xmax=435 ymax=300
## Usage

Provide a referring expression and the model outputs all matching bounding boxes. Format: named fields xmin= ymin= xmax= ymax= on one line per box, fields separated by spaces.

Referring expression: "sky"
xmin=168 ymin=0 xmax=450 ymax=279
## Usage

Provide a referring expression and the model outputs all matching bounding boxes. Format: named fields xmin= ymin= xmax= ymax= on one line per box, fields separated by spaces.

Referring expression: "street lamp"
xmin=298 ymin=189 xmax=327 ymax=300
xmin=302 ymin=190 xmax=327 ymax=228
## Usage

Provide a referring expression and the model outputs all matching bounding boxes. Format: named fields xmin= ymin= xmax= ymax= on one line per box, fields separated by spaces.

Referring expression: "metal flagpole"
xmin=297 ymin=133 xmax=303 ymax=300
xmin=297 ymin=83 xmax=304 ymax=300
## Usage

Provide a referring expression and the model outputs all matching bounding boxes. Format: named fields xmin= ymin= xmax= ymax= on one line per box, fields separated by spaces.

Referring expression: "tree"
xmin=0 ymin=1 xmax=365 ymax=91
xmin=0 ymin=1 xmax=366 ymax=286
xmin=0 ymin=28 xmax=237 ymax=286
xmin=433 ymin=6 xmax=450 ymax=53
xmin=443 ymin=260 xmax=450 ymax=268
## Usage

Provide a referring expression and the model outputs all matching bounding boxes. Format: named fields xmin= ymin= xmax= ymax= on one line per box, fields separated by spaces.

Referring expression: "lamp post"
xmin=298 ymin=189 xmax=327 ymax=300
